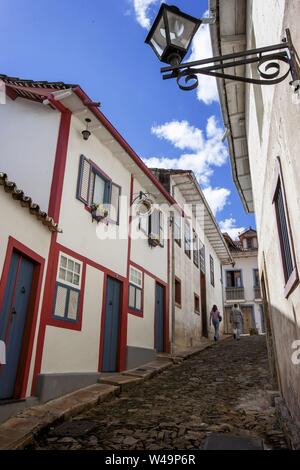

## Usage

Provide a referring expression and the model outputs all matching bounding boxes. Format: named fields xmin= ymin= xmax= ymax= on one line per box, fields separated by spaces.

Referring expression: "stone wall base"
xmin=275 ymin=397 xmax=300 ymax=450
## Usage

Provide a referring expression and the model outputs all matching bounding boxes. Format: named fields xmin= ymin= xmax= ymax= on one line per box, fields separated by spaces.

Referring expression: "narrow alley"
xmin=31 ymin=336 xmax=287 ymax=451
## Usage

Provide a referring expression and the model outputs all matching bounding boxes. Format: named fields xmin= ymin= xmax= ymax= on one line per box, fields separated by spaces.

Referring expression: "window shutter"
xmin=150 ymin=209 xmax=160 ymax=236
xmin=67 ymin=289 xmax=80 ymax=321
xmin=77 ymin=155 xmax=91 ymax=204
xmin=110 ymin=183 xmax=121 ymax=223
xmin=54 ymin=285 xmax=68 ymax=318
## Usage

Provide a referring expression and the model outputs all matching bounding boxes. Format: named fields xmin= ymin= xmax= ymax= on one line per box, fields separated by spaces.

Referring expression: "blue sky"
xmin=1 ymin=0 xmax=255 ymax=238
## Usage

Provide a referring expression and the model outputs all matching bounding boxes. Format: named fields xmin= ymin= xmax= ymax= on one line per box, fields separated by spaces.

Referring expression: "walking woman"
xmin=210 ymin=305 xmax=222 ymax=341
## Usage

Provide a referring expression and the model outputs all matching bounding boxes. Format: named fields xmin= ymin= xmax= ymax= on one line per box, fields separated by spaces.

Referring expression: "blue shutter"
xmin=76 ymin=155 xmax=91 ymax=204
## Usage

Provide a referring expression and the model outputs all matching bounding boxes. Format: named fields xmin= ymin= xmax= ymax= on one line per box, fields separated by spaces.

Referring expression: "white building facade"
xmin=210 ymin=0 xmax=300 ymax=442
xmin=222 ymin=229 xmax=265 ymax=335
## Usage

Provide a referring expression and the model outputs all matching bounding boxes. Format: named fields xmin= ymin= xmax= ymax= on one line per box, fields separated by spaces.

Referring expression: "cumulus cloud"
xmin=132 ymin=0 xmax=160 ymax=29
xmin=188 ymin=22 xmax=218 ymax=105
xmin=219 ymin=218 xmax=245 ymax=239
xmin=144 ymin=116 xmax=228 ymax=186
xmin=202 ymin=187 xmax=231 ymax=216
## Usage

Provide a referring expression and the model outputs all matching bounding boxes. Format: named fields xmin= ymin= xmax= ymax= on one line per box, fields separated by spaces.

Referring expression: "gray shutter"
xmin=54 ymin=285 xmax=68 ymax=318
xmin=77 ymin=155 xmax=91 ymax=204
xmin=67 ymin=289 xmax=80 ymax=321
xmin=110 ymin=183 xmax=121 ymax=223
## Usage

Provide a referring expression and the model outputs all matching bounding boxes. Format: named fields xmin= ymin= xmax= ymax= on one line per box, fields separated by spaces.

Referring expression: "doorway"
xmin=102 ymin=276 xmax=122 ymax=372
xmin=0 ymin=251 xmax=35 ymax=400
xmin=155 ymin=283 xmax=165 ymax=353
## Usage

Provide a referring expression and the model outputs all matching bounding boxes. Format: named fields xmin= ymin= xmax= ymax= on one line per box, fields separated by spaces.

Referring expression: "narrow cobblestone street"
xmin=32 ymin=336 xmax=287 ymax=450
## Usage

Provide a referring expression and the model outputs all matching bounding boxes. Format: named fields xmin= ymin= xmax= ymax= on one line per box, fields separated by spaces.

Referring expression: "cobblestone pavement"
xmin=32 ymin=336 xmax=288 ymax=450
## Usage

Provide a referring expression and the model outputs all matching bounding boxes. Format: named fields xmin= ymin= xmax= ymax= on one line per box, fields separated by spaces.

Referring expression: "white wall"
xmin=41 ymin=265 xmax=103 ymax=373
xmin=127 ymin=274 xmax=155 ymax=349
xmin=246 ymin=0 xmax=300 ymax=428
xmin=0 ymin=97 xmax=60 ymax=212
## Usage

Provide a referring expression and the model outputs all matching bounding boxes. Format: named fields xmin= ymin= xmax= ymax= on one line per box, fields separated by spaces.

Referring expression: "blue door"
xmin=155 ymin=283 xmax=164 ymax=353
xmin=0 ymin=251 xmax=34 ymax=400
xmin=102 ymin=277 xmax=121 ymax=372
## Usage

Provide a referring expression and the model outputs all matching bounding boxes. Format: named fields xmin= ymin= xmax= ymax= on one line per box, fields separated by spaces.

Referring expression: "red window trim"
xmin=272 ymin=157 xmax=299 ymax=298
xmin=47 ymin=250 xmax=86 ymax=331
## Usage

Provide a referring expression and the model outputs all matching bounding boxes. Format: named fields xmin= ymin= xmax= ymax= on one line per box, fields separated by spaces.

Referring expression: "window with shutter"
xmin=184 ymin=222 xmax=191 ymax=258
xmin=149 ymin=209 xmax=164 ymax=246
xmin=128 ymin=266 xmax=143 ymax=314
xmin=53 ymin=253 xmax=82 ymax=323
xmin=77 ymin=156 xmax=121 ymax=224
xmin=77 ymin=155 xmax=91 ymax=204
xmin=272 ymin=159 xmax=298 ymax=296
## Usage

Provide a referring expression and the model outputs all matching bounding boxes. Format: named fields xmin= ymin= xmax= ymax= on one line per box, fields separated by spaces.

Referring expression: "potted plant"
xmin=148 ymin=232 xmax=160 ymax=247
xmin=91 ymin=203 xmax=109 ymax=223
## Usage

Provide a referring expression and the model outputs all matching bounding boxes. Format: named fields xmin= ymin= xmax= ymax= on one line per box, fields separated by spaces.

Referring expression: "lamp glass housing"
xmin=145 ymin=3 xmax=201 ymax=65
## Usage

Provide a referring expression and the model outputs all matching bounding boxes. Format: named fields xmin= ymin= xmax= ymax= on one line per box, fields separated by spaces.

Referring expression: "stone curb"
xmin=0 ymin=338 xmax=221 ymax=450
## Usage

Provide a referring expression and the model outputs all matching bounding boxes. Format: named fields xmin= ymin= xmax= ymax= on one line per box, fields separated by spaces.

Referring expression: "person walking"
xmin=230 ymin=304 xmax=243 ymax=340
xmin=210 ymin=305 xmax=222 ymax=342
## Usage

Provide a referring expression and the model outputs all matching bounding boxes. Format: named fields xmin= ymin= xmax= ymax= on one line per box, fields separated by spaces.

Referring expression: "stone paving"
xmin=31 ymin=336 xmax=288 ymax=450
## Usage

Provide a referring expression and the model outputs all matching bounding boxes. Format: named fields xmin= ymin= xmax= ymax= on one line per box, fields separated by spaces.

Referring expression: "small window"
xmin=194 ymin=294 xmax=200 ymax=314
xmin=53 ymin=253 xmax=82 ymax=322
xmin=253 ymin=269 xmax=259 ymax=287
xmin=226 ymin=270 xmax=242 ymax=288
xmin=184 ymin=222 xmax=191 ymax=258
xmin=193 ymin=231 xmax=199 ymax=267
xmin=149 ymin=209 xmax=164 ymax=246
xmin=77 ymin=155 xmax=121 ymax=224
xmin=175 ymin=277 xmax=181 ymax=307
xmin=210 ymin=255 xmax=215 ymax=287
xmin=174 ymin=212 xmax=182 ymax=246
xmin=129 ymin=266 xmax=143 ymax=313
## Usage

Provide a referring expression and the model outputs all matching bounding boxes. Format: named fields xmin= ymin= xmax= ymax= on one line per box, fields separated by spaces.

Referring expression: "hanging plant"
xmin=91 ymin=203 xmax=109 ymax=223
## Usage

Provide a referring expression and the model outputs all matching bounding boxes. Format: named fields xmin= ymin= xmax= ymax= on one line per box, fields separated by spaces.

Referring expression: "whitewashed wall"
xmin=0 ymin=97 xmax=60 ymax=212
xmin=41 ymin=265 xmax=103 ymax=373
xmin=246 ymin=0 xmax=300 ymax=428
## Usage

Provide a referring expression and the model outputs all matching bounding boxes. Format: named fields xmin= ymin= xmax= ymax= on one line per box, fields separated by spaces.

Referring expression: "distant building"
xmin=152 ymin=169 xmax=232 ymax=351
xmin=222 ymin=228 xmax=265 ymax=335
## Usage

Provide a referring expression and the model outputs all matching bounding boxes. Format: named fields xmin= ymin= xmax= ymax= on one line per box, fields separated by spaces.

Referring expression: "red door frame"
xmin=154 ymin=281 xmax=169 ymax=353
xmin=0 ymin=236 xmax=45 ymax=399
xmin=98 ymin=273 xmax=124 ymax=372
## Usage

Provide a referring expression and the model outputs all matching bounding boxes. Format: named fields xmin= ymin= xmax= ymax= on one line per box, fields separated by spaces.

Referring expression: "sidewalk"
xmin=0 ymin=336 xmax=227 ymax=450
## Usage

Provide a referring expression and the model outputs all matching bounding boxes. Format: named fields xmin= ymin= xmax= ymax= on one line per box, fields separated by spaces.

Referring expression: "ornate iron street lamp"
xmin=145 ymin=3 xmax=300 ymax=92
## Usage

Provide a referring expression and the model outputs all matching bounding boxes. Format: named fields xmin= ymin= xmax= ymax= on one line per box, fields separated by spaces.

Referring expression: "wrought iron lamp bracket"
xmin=161 ymin=28 xmax=300 ymax=92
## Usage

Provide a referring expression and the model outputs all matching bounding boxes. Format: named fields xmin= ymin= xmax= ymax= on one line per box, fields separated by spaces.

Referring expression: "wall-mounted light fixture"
xmin=82 ymin=118 xmax=91 ymax=141
xmin=145 ymin=3 xmax=300 ymax=93
xmin=131 ymin=191 xmax=154 ymax=216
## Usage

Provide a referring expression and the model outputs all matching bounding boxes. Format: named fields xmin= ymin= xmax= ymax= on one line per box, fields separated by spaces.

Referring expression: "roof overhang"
xmin=1 ymin=74 xmax=176 ymax=207
xmin=209 ymin=0 xmax=254 ymax=213
xmin=171 ymin=171 xmax=233 ymax=265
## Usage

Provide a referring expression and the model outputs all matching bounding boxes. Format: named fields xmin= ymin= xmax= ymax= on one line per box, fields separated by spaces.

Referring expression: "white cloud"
xmin=202 ymin=187 xmax=231 ymax=216
xmin=219 ymin=218 xmax=245 ymax=239
xmin=132 ymin=0 xmax=160 ymax=29
xmin=145 ymin=116 xmax=228 ymax=186
xmin=188 ymin=23 xmax=218 ymax=105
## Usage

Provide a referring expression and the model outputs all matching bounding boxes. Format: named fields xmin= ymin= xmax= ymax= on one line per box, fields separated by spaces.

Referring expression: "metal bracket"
xmin=160 ymin=29 xmax=300 ymax=93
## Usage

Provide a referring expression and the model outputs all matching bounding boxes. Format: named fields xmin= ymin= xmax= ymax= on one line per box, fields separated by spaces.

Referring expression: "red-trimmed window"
xmin=272 ymin=159 xmax=298 ymax=297
xmin=77 ymin=155 xmax=121 ymax=224
xmin=53 ymin=253 xmax=82 ymax=323
xmin=128 ymin=266 xmax=143 ymax=314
